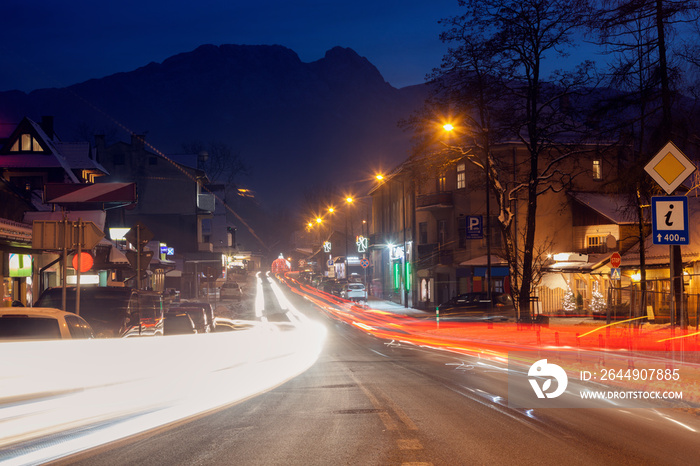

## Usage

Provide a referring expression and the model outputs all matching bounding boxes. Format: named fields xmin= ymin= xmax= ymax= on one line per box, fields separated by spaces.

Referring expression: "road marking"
xmin=397 ymin=439 xmax=423 ymax=450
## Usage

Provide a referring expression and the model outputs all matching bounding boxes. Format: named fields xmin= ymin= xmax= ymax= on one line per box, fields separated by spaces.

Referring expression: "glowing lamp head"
xmin=443 ymin=123 xmax=455 ymax=132
xmin=316 ymin=217 xmax=322 ymax=224
xmin=346 ymin=197 xmax=353 ymax=204
xmin=375 ymin=174 xmax=385 ymax=181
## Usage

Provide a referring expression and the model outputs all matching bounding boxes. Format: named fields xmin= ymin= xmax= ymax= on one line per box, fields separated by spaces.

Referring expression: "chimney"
xmin=40 ymin=116 xmax=55 ymax=139
xmin=131 ymin=134 xmax=145 ymax=151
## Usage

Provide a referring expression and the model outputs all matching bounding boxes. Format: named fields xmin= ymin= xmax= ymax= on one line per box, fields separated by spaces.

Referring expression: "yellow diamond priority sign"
xmin=644 ymin=141 xmax=696 ymax=194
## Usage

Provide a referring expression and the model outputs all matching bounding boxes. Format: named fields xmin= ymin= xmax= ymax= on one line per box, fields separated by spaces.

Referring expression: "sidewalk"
xmin=360 ymin=296 xmax=698 ymax=352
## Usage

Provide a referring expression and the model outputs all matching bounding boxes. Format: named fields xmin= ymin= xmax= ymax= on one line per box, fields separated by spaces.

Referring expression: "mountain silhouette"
xmin=0 ymin=44 xmax=429 ymax=210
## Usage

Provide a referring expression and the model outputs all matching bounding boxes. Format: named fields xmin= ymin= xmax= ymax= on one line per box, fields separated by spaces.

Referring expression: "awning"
xmin=459 ymin=255 xmax=508 ymax=267
xmin=44 ymin=182 xmax=137 ymax=204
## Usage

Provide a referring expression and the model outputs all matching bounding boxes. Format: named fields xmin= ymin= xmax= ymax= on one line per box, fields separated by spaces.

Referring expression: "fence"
xmin=607 ymin=282 xmax=700 ymax=329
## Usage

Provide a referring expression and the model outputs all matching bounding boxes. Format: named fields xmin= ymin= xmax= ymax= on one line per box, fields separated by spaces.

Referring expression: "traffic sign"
xmin=651 ymin=196 xmax=689 ymax=245
xmin=610 ymin=268 xmax=621 ymax=280
xmin=125 ymin=250 xmax=154 ymax=272
xmin=124 ymin=222 xmax=153 ymax=248
xmin=72 ymin=252 xmax=94 ymax=272
xmin=465 ymin=215 xmax=483 ymax=239
xmin=32 ymin=220 xmax=104 ymax=250
xmin=610 ymin=252 xmax=621 ymax=268
xmin=360 ymin=258 xmax=370 ymax=268
xmin=644 ymin=141 xmax=696 ymax=195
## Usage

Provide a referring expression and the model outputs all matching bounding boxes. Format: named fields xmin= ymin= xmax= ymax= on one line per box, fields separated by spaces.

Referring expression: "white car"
xmin=0 ymin=307 xmax=95 ymax=340
xmin=340 ymin=283 xmax=366 ymax=301
xmin=220 ymin=282 xmax=243 ymax=300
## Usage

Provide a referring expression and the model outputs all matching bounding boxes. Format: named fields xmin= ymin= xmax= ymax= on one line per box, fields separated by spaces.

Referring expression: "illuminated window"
xmin=10 ymin=133 xmax=44 ymax=152
xmin=438 ymin=173 xmax=446 ymax=192
xmin=592 ymin=160 xmax=602 ymax=180
xmin=456 ymin=163 xmax=466 ymax=189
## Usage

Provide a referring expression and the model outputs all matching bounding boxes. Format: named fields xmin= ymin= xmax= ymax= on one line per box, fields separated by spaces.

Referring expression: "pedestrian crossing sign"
xmin=610 ymin=268 xmax=621 ymax=280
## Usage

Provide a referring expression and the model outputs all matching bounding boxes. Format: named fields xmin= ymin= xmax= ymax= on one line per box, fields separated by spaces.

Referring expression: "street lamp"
xmin=443 ymin=121 xmax=492 ymax=304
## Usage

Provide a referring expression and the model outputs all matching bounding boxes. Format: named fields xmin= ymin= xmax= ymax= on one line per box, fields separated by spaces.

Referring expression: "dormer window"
xmin=592 ymin=159 xmax=602 ymax=180
xmin=10 ymin=133 xmax=44 ymax=152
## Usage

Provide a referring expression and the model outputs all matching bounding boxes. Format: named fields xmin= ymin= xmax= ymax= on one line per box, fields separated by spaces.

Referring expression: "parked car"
xmin=164 ymin=311 xmax=197 ymax=335
xmin=321 ymin=280 xmax=344 ymax=296
xmin=174 ymin=301 xmax=215 ymax=331
xmin=169 ymin=305 xmax=212 ymax=333
xmin=340 ymin=283 xmax=366 ymax=301
xmin=35 ymin=286 xmax=164 ymax=338
xmin=0 ymin=307 xmax=94 ymax=340
xmin=437 ymin=292 xmax=516 ymax=320
xmin=220 ymin=282 xmax=243 ymax=300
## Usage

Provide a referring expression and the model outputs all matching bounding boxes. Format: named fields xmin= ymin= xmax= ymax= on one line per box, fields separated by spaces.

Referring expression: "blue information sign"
xmin=651 ymin=196 xmax=689 ymax=245
xmin=465 ymin=215 xmax=483 ymax=239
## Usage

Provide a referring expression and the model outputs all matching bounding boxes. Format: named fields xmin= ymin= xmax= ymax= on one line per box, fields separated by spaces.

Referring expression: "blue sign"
xmin=465 ymin=215 xmax=483 ymax=239
xmin=651 ymin=196 xmax=689 ymax=245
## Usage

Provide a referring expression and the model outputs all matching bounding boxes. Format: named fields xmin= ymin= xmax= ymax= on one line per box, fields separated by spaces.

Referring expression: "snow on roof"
xmin=568 ymin=192 xmax=638 ymax=224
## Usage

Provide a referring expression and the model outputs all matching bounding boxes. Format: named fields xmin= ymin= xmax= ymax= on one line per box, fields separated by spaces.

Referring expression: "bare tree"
xmin=413 ymin=0 xmax=596 ymax=321
xmin=587 ymin=0 xmax=699 ymax=323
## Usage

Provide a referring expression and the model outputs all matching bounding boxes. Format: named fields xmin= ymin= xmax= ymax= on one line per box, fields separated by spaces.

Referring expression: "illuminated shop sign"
xmin=9 ymin=254 xmax=32 ymax=277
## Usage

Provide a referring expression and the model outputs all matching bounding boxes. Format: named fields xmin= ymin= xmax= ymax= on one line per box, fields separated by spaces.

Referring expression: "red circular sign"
xmin=610 ymin=252 xmax=621 ymax=268
xmin=72 ymin=252 xmax=94 ymax=273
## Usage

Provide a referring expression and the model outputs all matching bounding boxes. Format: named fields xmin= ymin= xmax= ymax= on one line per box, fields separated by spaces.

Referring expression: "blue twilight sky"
xmin=1 ymin=0 xmax=472 ymax=93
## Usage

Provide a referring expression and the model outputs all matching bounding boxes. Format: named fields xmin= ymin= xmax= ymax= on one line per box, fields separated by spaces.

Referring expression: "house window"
xmin=438 ymin=220 xmax=447 ymax=245
xmin=419 ymin=222 xmax=428 ymax=244
xmin=10 ymin=133 xmax=44 ymax=152
xmin=437 ymin=172 xmax=446 ymax=192
xmin=456 ymin=163 xmax=466 ymax=189
xmin=592 ymin=160 xmax=602 ymax=180
xmin=586 ymin=235 xmax=607 ymax=253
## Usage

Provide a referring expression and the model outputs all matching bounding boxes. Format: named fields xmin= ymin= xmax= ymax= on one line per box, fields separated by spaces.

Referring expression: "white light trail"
xmin=0 ymin=279 xmax=326 ymax=465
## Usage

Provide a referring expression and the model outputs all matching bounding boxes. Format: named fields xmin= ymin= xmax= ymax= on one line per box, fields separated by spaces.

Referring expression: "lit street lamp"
xmin=443 ymin=121 xmax=492 ymax=304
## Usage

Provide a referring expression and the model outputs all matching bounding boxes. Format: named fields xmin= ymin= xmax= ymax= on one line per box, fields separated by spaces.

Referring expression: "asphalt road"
xmin=61 ymin=278 xmax=700 ymax=465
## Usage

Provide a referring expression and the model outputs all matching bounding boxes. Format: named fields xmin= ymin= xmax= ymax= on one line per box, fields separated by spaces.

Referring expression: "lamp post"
xmin=376 ymin=174 xmax=409 ymax=308
xmin=443 ymin=122 xmax=492 ymax=304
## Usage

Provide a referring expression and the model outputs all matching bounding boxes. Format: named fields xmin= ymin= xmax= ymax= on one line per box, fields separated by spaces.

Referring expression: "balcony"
xmin=416 ymin=192 xmax=453 ymax=211
xmin=417 ymin=243 xmax=453 ymax=268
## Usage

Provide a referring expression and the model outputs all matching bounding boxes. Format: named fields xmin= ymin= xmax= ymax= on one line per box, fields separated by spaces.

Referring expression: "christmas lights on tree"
xmin=563 ymin=284 xmax=576 ymax=313
xmin=590 ymin=281 xmax=606 ymax=314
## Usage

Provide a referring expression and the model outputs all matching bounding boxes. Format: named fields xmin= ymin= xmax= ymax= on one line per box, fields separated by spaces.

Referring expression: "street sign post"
xmin=610 ymin=252 xmax=621 ymax=268
xmin=644 ymin=142 xmax=695 ymax=329
xmin=124 ymin=222 xmax=154 ymax=290
xmin=32 ymin=219 xmax=105 ymax=314
xmin=651 ymin=196 xmax=689 ymax=245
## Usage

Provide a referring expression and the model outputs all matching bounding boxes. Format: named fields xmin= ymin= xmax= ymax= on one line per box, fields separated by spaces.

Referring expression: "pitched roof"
xmin=568 ymin=192 xmax=639 ymax=224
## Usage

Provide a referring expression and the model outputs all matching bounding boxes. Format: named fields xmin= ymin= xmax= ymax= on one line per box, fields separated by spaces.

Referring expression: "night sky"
xmin=2 ymin=0 xmax=466 ymax=93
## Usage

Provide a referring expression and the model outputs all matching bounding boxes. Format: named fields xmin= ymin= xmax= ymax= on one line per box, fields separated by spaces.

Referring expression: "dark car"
xmin=164 ymin=311 xmax=197 ymax=335
xmin=35 ymin=286 xmax=164 ymax=338
xmin=169 ymin=302 xmax=214 ymax=333
xmin=321 ymin=280 xmax=344 ymax=296
xmin=437 ymin=292 xmax=516 ymax=321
